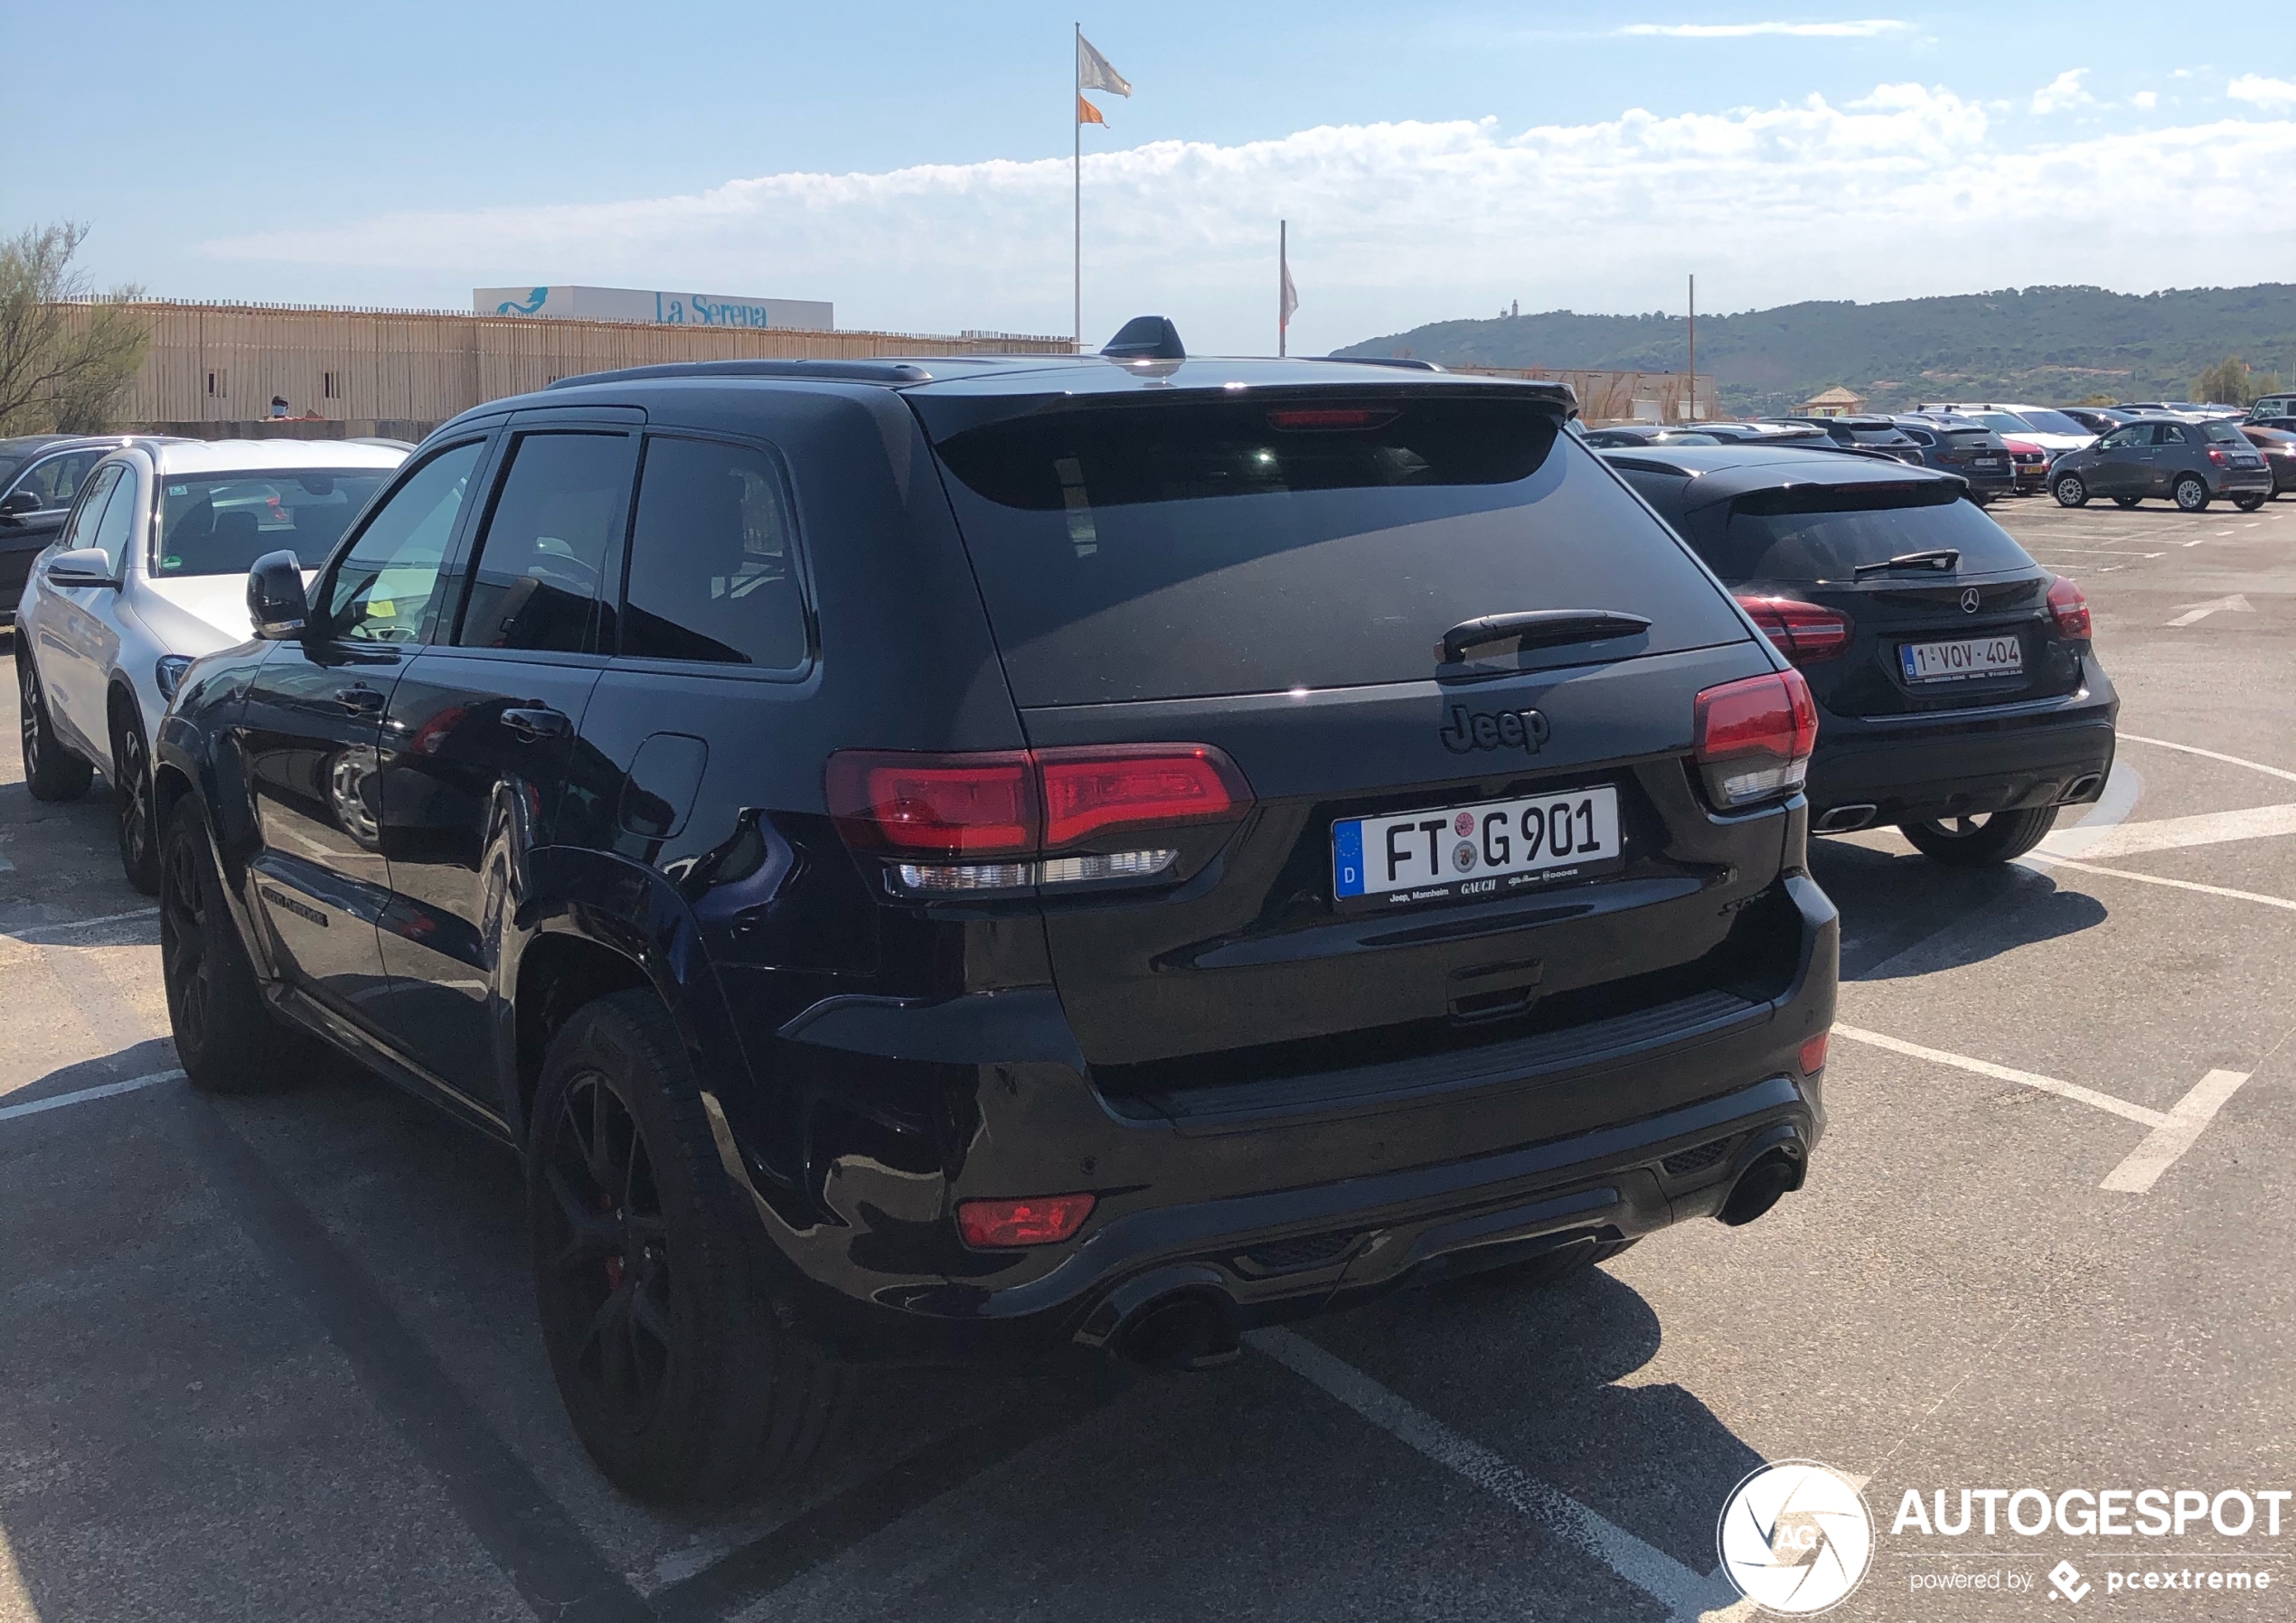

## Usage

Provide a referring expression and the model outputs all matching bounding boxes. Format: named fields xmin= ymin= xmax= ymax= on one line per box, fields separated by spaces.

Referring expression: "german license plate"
xmin=1333 ymin=785 xmax=1622 ymax=906
xmin=1900 ymin=634 xmax=2023 ymax=683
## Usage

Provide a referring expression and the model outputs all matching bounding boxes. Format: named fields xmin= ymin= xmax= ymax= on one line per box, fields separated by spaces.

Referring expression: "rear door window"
xmin=1713 ymin=485 xmax=2037 ymax=583
xmin=618 ymin=436 xmax=808 ymax=669
xmin=455 ymin=432 xmax=633 ymax=654
xmin=924 ymin=394 xmax=1748 ymax=705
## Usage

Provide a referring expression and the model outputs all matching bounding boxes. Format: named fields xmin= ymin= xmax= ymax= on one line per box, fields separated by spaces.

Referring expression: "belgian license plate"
xmin=1972 ymin=457 xmax=2004 ymax=469
xmin=1333 ymin=785 xmax=1622 ymax=906
xmin=1900 ymin=634 xmax=2023 ymax=683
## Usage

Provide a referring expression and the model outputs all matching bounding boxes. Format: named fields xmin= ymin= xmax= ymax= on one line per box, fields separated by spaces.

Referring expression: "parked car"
xmin=1580 ymin=425 xmax=1722 ymax=447
xmin=1600 ymin=443 xmax=2115 ymax=864
xmin=2120 ymin=401 xmax=2239 ymax=424
xmin=0 ymin=436 xmax=176 ymax=623
xmin=2056 ymin=407 xmax=2137 ymax=436
xmin=1886 ymin=415 xmax=2016 ymax=502
xmin=150 ymin=352 xmax=1837 ymax=1503
xmin=1681 ymin=421 xmax=1831 ymax=446
xmin=2001 ymin=436 xmax=2052 ymax=494
xmin=14 ymin=439 xmax=405 ymax=890
xmin=1913 ymin=404 xmax=2094 ymax=461
xmin=2244 ymin=393 xmax=2296 ymax=432
xmin=1764 ymin=415 xmax=1925 ymax=464
xmin=2238 ymin=425 xmax=2296 ymax=495
xmin=2047 ymin=417 xmax=2272 ymax=511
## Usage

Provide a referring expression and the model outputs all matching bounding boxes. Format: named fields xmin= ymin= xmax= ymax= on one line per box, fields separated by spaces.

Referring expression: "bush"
xmin=0 ymin=223 xmax=148 ymax=436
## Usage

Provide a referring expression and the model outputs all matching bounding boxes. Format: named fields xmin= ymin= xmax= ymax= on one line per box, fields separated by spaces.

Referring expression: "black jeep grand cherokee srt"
xmin=152 ymin=350 xmax=1837 ymax=1503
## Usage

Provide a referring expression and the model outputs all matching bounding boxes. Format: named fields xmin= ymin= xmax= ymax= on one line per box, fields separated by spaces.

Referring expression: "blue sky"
xmin=5 ymin=2 xmax=2293 ymax=353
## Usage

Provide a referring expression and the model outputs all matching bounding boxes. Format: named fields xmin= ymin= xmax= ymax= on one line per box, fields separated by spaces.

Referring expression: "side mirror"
xmin=0 ymin=489 xmax=41 ymax=523
xmin=44 ymin=548 xmax=120 ymax=588
xmin=247 ymin=549 xmax=312 ymax=639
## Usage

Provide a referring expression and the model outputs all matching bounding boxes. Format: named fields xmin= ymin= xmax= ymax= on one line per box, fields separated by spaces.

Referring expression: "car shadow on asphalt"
xmin=1811 ymin=838 xmax=2108 ymax=980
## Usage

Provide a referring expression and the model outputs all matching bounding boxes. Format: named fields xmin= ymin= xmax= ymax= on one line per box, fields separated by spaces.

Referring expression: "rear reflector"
xmin=829 ymin=745 xmax=1251 ymax=874
xmin=1734 ymin=594 xmax=1850 ymax=664
xmin=2046 ymin=575 xmax=2091 ymax=639
xmin=1800 ymin=1029 xmax=1830 ymax=1076
xmin=956 ymin=1193 xmax=1097 ymax=1248
xmin=1693 ymin=669 xmax=1818 ymax=810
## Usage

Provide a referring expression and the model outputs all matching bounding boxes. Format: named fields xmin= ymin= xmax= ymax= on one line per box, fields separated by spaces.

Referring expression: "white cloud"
xmin=2131 ymin=90 xmax=2159 ymax=111
xmin=201 ymin=86 xmax=2296 ymax=356
xmin=2229 ymin=74 xmax=2296 ymax=110
xmin=2031 ymin=69 xmax=2096 ymax=114
xmin=1618 ymin=19 xmax=1911 ymax=37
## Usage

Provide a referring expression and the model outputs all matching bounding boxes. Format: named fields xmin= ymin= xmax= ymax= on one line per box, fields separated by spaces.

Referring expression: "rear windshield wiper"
xmin=1436 ymin=609 xmax=1652 ymax=664
xmin=1851 ymin=548 xmax=1960 ymax=578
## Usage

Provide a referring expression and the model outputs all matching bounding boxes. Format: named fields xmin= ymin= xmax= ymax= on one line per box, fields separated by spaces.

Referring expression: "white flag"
xmin=1077 ymin=33 xmax=1132 ymax=97
xmin=1281 ymin=255 xmax=1299 ymax=327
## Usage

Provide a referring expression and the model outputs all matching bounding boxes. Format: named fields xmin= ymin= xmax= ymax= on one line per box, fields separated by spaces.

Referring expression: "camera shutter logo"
xmin=1716 ymin=1460 xmax=1873 ymax=1614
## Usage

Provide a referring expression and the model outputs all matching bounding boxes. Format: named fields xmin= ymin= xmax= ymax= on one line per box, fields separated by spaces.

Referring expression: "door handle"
xmin=499 ymin=706 xmax=570 ymax=742
xmin=335 ymin=684 xmax=384 ymax=715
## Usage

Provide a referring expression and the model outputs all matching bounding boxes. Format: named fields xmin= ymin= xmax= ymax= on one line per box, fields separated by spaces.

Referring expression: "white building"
xmin=475 ymin=285 xmax=834 ymax=333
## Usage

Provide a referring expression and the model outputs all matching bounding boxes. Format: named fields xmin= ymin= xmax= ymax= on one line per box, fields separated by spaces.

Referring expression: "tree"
xmin=2191 ymin=354 xmax=2282 ymax=409
xmin=0 ymin=222 xmax=148 ymax=435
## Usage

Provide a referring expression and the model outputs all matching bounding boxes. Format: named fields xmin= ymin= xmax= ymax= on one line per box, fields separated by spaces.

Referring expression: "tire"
xmin=2113 ymin=496 xmax=2143 ymax=509
xmin=1898 ymin=805 xmax=2060 ymax=867
xmin=2235 ymin=493 xmax=2267 ymax=512
xmin=2051 ymin=474 xmax=2088 ymax=508
xmin=111 ymin=703 xmax=160 ymax=895
xmin=2173 ymin=474 xmax=2211 ymax=512
xmin=529 ymin=989 xmax=849 ymax=1506
xmin=160 ymin=800 xmax=305 ymax=1093
xmin=16 ymin=644 xmax=93 ymax=802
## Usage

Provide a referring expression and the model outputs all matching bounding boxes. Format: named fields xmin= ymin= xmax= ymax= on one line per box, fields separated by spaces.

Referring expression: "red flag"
xmin=1077 ymin=95 xmax=1105 ymax=126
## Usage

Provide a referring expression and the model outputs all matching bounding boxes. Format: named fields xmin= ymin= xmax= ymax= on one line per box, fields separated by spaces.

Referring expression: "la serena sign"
xmin=474 ymin=285 xmax=834 ymax=332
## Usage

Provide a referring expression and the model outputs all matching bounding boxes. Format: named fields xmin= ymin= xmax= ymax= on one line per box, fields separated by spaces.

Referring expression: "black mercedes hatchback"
xmin=1603 ymin=445 xmax=2117 ymax=864
xmin=152 ymin=348 xmax=1836 ymax=1503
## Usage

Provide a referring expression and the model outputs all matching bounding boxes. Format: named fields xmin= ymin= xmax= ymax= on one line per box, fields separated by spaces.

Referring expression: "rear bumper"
xmin=740 ymin=873 xmax=1838 ymax=1367
xmin=2209 ymin=465 xmax=2274 ymax=497
xmin=1806 ymin=664 xmax=2117 ymax=828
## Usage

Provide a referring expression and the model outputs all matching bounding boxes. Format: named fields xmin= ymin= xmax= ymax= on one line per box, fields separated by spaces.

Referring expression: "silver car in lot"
xmin=14 ymin=438 xmax=406 ymax=890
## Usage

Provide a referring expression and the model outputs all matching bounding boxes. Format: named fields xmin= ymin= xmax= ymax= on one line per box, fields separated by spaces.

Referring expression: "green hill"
xmin=1334 ymin=285 xmax=2296 ymax=415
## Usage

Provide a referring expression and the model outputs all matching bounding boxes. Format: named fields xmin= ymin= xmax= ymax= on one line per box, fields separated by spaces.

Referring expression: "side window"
xmin=89 ymin=468 xmax=140 ymax=574
xmin=620 ymin=436 xmax=808 ymax=669
xmin=19 ymin=450 xmax=105 ymax=511
xmin=2156 ymin=424 xmax=2189 ymax=446
xmin=58 ymin=465 xmax=122 ymax=551
xmin=2099 ymin=427 xmax=2141 ymax=452
xmin=456 ymin=432 xmax=629 ymax=654
xmin=326 ymin=439 xmax=485 ymax=644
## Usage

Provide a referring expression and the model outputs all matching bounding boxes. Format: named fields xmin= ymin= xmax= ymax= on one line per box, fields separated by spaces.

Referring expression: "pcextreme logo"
xmin=1717 ymin=1460 xmax=1875 ymax=1614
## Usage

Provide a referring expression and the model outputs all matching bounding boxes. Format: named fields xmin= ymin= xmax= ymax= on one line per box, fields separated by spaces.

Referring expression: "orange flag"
xmin=1077 ymin=95 xmax=1105 ymax=126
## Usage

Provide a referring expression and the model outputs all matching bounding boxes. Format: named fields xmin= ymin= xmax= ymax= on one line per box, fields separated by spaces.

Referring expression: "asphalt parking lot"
xmin=4 ymin=489 xmax=2291 ymax=1623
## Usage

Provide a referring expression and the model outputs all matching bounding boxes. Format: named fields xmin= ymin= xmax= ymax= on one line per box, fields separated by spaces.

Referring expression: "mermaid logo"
xmin=494 ymin=286 xmax=550 ymax=315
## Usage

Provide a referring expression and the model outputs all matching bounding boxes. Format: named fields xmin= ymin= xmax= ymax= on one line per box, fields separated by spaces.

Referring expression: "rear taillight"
xmin=1734 ymin=594 xmax=1850 ymax=664
xmin=1799 ymin=1029 xmax=1830 ymax=1076
xmin=827 ymin=745 xmax=1252 ymax=893
xmin=956 ymin=1193 xmax=1096 ymax=1248
xmin=1694 ymin=669 xmax=1818 ymax=810
xmin=2207 ymin=445 xmax=2230 ymax=467
xmin=2047 ymin=575 xmax=2092 ymax=640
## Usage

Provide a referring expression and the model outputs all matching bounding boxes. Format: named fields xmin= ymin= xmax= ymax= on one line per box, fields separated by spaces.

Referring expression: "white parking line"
xmin=4 ymin=905 xmax=162 ymax=941
xmin=2026 ymin=855 xmax=2296 ymax=913
xmin=2117 ymin=735 xmax=2296 ymax=784
xmin=2101 ymin=1070 xmax=2254 ymax=1194
xmin=0 ymin=1068 xmax=183 ymax=1125
xmin=2037 ymin=802 xmax=2296 ymax=861
xmin=1249 ymin=1327 xmax=1752 ymax=1622
xmin=1833 ymin=1026 xmax=2166 ymax=1127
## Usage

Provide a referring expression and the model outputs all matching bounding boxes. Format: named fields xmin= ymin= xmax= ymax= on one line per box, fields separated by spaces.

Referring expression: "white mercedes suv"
xmin=14 ymin=438 xmax=406 ymax=891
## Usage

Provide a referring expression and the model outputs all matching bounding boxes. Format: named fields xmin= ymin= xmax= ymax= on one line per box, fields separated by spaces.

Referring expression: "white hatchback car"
xmin=14 ymin=438 xmax=406 ymax=891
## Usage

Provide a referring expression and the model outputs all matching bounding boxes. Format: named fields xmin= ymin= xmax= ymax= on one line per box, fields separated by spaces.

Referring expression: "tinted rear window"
xmin=2202 ymin=421 xmax=2246 ymax=444
xmin=1710 ymin=484 xmax=2036 ymax=583
xmin=927 ymin=395 xmax=1749 ymax=705
xmin=1846 ymin=428 xmax=1910 ymax=444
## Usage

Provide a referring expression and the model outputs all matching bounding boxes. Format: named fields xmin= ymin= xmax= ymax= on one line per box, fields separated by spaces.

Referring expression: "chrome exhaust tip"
xmin=1813 ymin=803 xmax=1878 ymax=834
xmin=2061 ymin=774 xmax=2103 ymax=803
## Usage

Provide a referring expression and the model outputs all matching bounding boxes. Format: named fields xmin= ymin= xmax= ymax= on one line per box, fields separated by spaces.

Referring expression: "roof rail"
xmin=1329 ymin=356 xmax=1446 ymax=372
xmin=545 ymin=358 xmax=941 ymax=389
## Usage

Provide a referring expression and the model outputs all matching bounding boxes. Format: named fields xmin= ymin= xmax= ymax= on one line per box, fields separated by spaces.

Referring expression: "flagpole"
xmin=1279 ymin=220 xmax=1287 ymax=358
xmin=1073 ymin=22 xmax=1081 ymax=351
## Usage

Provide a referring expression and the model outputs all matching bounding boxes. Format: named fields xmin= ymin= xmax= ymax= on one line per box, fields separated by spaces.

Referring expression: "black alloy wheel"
xmin=159 ymin=801 xmax=293 ymax=1093
xmin=1898 ymin=805 xmax=2059 ymax=867
xmin=538 ymin=1069 xmax=677 ymax=1440
xmin=17 ymin=647 xmax=92 ymax=802
xmin=2052 ymin=473 xmax=2088 ymax=508
xmin=112 ymin=708 xmax=160 ymax=894
xmin=2173 ymin=474 xmax=2211 ymax=512
xmin=527 ymin=990 xmax=849 ymax=1505
xmin=2234 ymin=492 xmax=2267 ymax=512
